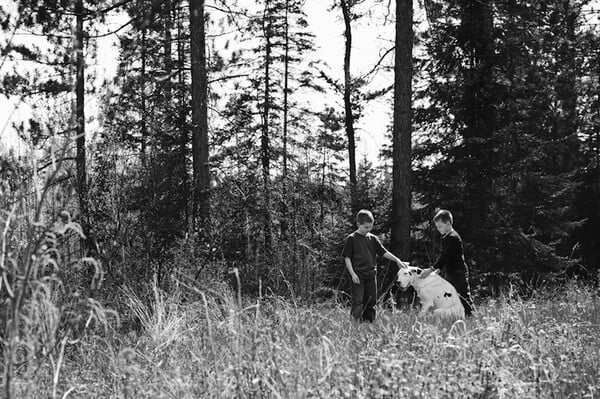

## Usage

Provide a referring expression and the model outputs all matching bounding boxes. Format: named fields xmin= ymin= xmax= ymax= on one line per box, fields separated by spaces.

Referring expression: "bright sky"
xmin=305 ymin=0 xmax=396 ymax=164
xmin=2 ymin=0 xmax=599 ymax=163
xmin=0 ymin=0 xmax=405 ymax=165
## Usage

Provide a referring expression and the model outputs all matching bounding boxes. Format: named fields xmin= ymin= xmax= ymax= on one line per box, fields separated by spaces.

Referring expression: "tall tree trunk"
xmin=75 ymin=0 xmax=90 ymax=253
xmin=177 ymin=3 xmax=189 ymax=229
xmin=320 ymin=146 xmax=327 ymax=227
xmin=155 ymin=0 xmax=174 ymax=286
xmin=391 ymin=0 xmax=413 ymax=260
xmin=340 ymin=0 xmax=357 ymax=210
xmin=189 ymin=0 xmax=210 ymax=234
xmin=280 ymin=0 xmax=290 ymax=239
xmin=460 ymin=0 xmax=494 ymax=241
xmin=140 ymin=28 xmax=147 ymax=159
xmin=262 ymin=0 xmax=273 ymax=256
xmin=283 ymin=0 xmax=289 ymax=181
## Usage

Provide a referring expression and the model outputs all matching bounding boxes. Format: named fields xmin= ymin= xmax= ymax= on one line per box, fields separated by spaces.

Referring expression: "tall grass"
xmin=14 ymin=278 xmax=600 ymax=398
xmin=1 ymin=138 xmax=116 ymax=399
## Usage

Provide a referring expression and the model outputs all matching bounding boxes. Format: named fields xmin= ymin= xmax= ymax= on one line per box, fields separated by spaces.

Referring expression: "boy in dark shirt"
xmin=342 ymin=209 xmax=408 ymax=322
xmin=423 ymin=209 xmax=474 ymax=316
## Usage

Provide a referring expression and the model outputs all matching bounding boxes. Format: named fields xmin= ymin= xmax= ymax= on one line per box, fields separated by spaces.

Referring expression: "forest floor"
xmin=13 ymin=281 xmax=600 ymax=398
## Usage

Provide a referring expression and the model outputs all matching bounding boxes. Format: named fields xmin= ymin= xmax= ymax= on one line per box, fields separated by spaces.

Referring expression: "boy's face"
xmin=434 ymin=220 xmax=452 ymax=235
xmin=357 ymin=222 xmax=373 ymax=235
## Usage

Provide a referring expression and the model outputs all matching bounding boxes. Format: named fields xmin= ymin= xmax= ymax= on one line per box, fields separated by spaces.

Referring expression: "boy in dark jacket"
xmin=342 ymin=209 xmax=408 ymax=322
xmin=423 ymin=209 xmax=475 ymax=316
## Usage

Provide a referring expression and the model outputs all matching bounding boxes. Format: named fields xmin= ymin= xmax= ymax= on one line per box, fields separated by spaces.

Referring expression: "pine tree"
xmin=390 ymin=0 xmax=413 ymax=261
xmin=209 ymin=0 xmax=322 ymax=275
xmin=339 ymin=0 xmax=358 ymax=211
xmin=190 ymin=0 xmax=211 ymax=235
xmin=413 ymin=0 xmax=591 ymax=288
xmin=3 ymin=0 xmax=123 ymax=256
xmin=98 ymin=0 xmax=190 ymax=277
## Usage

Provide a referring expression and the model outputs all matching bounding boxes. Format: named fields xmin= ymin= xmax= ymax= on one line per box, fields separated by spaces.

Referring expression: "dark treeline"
xmin=2 ymin=0 xmax=600 ymax=308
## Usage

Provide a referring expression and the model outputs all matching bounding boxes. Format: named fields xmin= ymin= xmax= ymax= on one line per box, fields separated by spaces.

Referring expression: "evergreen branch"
xmin=363 ymin=84 xmax=393 ymax=101
xmin=209 ymin=0 xmax=248 ymax=33
xmin=86 ymin=0 xmax=133 ymax=17
xmin=14 ymin=31 xmax=71 ymax=40
xmin=0 ymin=9 xmax=34 ymax=74
xmin=3 ymin=57 xmax=71 ymax=67
xmin=318 ymin=69 xmax=342 ymax=93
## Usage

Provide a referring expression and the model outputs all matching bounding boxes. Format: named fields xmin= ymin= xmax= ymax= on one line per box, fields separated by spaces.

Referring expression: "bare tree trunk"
xmin=283 ymin=0 xmax=289 ymax=181
xmin=320 ymin=146 xmax=327 ymax=227
xmin=189 ymin=0 xmax=210 ymax=234
xmin=177 ymin=3 xmax=190 ymax=229
xmin=340 ymin=0 xmax=357 ymax=209
xmin=140 ymin=27 xmax=147 ymax=159
xmin=261 ymin=0 xmax=274 ymax=257
xmin=391 ymin=0 xmax=413 ymax=260
xmin=280 ymin=0 xmax=290 ymax=239
xmin=75 ymin=0 xmax=89 ymax=254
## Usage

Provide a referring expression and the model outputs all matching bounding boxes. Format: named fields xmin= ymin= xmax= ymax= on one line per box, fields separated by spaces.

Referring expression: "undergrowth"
xmin=11 ymin=278 xmax=599 ymax=399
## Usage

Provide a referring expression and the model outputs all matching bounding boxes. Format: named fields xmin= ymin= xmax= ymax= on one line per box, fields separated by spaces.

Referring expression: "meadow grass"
xmin=15 ymin=281 xmax=600 ymax=398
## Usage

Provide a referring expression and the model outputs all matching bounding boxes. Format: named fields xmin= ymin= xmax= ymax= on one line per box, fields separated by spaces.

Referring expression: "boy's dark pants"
xmin=446 ymin=271 xmax=474 ymax=316
xmin=351 ymin=276 xmax=377 ymax=322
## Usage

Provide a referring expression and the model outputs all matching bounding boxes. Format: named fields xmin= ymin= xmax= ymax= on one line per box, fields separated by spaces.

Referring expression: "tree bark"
xmin=391 ymin=0 xmax=413 ymax=260
xmin=189 ymin=0 xmax=210 ymax=233
xmin=261 ymin=0 xmax=273 ymax=254
xmin=281 ymin=0 xmax=290 ymax=239
xmin=75 ymin=0 xmax=90 ymax=253
xmin=283 ymin=0 xmax=289 ymax=181
xmin=140 ymin=27 xmax=147 ymax=159
xmin=460 ymin=0 xmax=494 ymax=240
xmin=177 ymin=3 xmax=190 ymax=229
xmin=340 ymin=0 xmax=357 ymax=209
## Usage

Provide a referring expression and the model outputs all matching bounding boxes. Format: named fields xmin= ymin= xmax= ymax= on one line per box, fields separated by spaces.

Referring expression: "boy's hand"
xmin=350 ymin=273 xmax=360 ymax=284
xmin=397 ymin=260 xmax=409 ymax=269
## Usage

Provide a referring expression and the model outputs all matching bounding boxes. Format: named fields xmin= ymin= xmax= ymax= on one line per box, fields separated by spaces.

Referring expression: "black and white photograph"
xmin=1 ymin=0 xmax=599 ymax=397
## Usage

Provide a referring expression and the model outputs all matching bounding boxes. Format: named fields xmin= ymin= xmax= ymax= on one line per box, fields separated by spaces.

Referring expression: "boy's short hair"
xmin=433 ymin=209 xmax=453 ymax=224
xmin=356 ymin=209 xmax=374 ymax=225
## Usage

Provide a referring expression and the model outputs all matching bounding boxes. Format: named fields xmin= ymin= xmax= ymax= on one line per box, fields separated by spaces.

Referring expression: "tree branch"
xmin=86 ymin=0 xmax=133 ymax=17
xmin=360 ymin=45 xmax=395 ymax=80
xmin=209 ymin=74 xmax=250 ymax=84
xmin=87 ymin=18 xmax=134 ymax=38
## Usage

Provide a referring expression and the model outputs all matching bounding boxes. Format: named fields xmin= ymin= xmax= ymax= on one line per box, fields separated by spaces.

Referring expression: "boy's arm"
xmin=420 ymin=238 xmax=452 ymax=279
xmin=434 ymin=235 xmax=461 ymax=273
xmin=345 ymin=257 xmax=360 ymax=284
xmin=383 ymin=251 xmax=409 ymax=268
xmin=426 ymin=236 xmax=460 ymax=278
xmin=373 ymin=237 xmax=408 ymax=268
xmin=433 ymin=241 xmax=450 ymax=273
